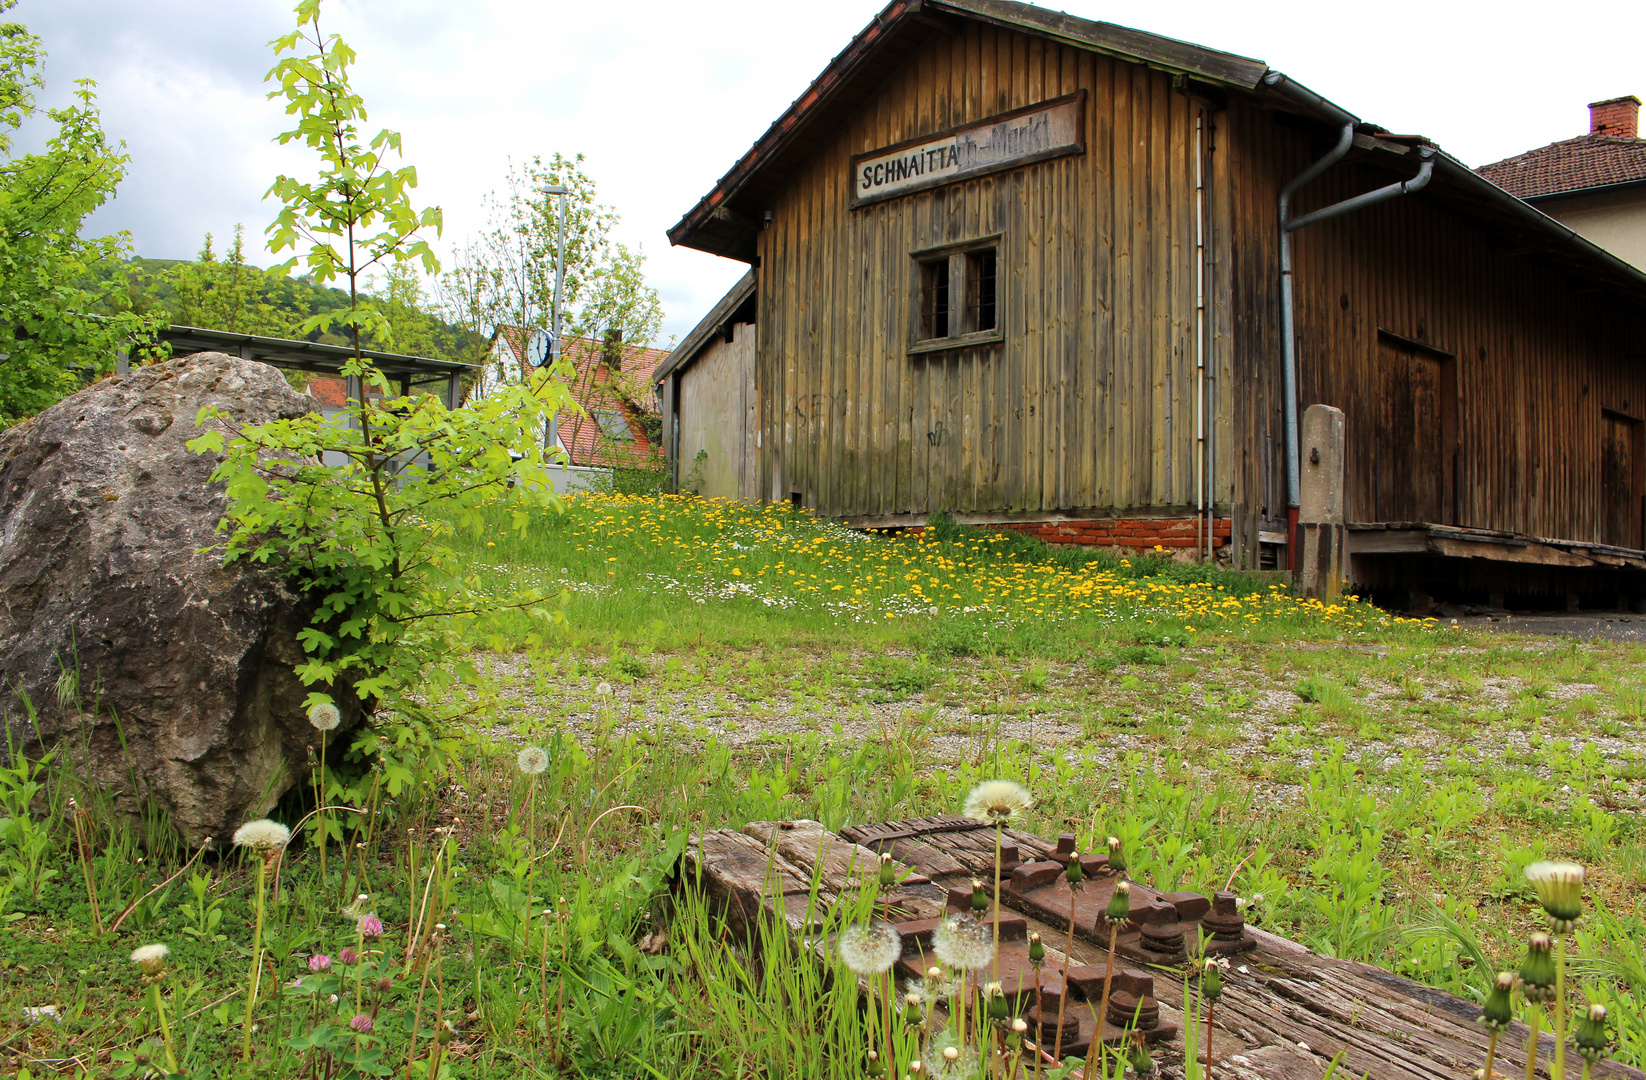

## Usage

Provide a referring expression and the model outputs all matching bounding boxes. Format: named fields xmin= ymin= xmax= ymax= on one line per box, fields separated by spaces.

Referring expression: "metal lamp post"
xmin=539 ymin=183 xmax=569 ymax=455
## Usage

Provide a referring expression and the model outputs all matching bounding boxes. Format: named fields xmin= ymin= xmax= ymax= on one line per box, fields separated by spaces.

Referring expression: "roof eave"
xmin=667 ymin=0 xmax=1268 ymax=260
xmin=156 ymin=324 xmax=477 ymax=377
xmin=1524 ymin=175 xmax=1646 ymax=203
xmin=1438 ymin=155 xmax=1646 ymax=298
xmin=1259 ymin=73 xmax=1646 ymax=303
xmin=654 ymin=270 xmax=758 ymax=385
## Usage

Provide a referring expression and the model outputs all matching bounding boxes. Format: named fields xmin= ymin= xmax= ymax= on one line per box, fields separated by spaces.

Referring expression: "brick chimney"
xmin=1589 ymin=95 xmax=1641 ymax=138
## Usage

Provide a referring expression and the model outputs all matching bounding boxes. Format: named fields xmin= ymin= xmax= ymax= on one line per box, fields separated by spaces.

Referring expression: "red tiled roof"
xmin=308 ymin=376 xmax=347 ymax=409
xmin=1477 ymin=133 xmax=1646 ymax=200
xmin=491 ymin=330 xmax=667 ymax=468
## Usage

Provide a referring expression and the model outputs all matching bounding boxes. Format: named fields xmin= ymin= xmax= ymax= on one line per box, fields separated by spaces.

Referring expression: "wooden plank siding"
xmin=755 ymin=21 xmax=1222 ymax=523
xmin=1224 ymin=101 xmax=1646 ymax=555
xmin=743 ymin=12 xmax=1646 ymax=562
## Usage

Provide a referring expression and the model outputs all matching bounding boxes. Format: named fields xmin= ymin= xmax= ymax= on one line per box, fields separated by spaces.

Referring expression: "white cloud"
xmin=25 ymin=0 xmax=1646 ymax=344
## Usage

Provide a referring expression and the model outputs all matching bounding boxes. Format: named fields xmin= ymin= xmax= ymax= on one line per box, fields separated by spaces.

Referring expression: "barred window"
xmin=919 ymin=257 xmax=950 ymax=340
xmin=911 ymin=237 xmax=1002 ymax=353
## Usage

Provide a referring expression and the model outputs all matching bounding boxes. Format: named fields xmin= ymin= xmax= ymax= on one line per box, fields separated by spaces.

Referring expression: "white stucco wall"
xmin=1538 ymin=187 xmax=1646 ymax=271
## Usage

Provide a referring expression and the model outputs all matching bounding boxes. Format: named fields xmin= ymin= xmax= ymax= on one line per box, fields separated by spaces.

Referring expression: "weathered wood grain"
xmin=755 ymin=17 xmax=1216 ymax=524
xmin=1227 ymin=98 xmax=1646 ymax=563
xmin=688 ymin=817 xmax=1646 ymax=1080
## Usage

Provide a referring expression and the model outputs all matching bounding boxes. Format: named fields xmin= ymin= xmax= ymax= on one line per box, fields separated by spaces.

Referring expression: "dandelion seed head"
xmin=129 ymin=943 xmax=169 ymax=975
xmin=516 ymin=746 xmax=550 ymax=775
xmin=232 ymin=818 xmax=290 ymax=854
xmin=307 ymin=702 xmax=341 ymax=732
xmin=933 ymin=913 xmax=995 ymax=971
xmin=929 ymin=1045 xmax=978 ymax=1079
xmin=838 ymin=922 xmax=902 ymax=976
xmin=1524 ymin=860 xmax=1584 ymax=928
xmin=596 ymin=682 xmax=613 ymax=696
xmin=963 ymin=780 xmax=1032 ymax=822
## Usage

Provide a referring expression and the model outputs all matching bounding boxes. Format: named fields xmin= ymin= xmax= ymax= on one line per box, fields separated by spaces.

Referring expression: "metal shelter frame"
xmin=131 ymin=324 xmax=475 ymax=409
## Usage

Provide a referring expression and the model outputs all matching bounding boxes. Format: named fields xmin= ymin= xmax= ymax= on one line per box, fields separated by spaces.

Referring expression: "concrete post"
xmin=1297 ymin=403 xmax=1346 ymax=600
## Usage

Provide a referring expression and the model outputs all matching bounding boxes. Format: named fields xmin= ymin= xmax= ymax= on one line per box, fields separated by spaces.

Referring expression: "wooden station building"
xmin=657 ymin=0 xmax=1646 ymax=609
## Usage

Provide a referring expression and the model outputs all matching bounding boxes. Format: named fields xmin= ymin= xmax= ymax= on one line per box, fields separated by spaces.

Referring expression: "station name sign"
xmin=850 ymin=91 xmax=1085 ymax=208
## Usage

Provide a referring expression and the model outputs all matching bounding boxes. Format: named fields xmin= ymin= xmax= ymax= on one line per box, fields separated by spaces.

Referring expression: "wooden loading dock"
xmin=685 ymin=815 xmax=1644 ymax=1080
xmin=659 ymin=0 xmax=1646 ymax=608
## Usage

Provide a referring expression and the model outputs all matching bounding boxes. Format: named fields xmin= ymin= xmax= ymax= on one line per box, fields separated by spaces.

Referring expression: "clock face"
xmin=527 ymin=327 xmax=554 ymax=368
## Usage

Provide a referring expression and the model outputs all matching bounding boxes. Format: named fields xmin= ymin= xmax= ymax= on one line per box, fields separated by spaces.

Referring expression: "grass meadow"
xmin=2 ymin=493 xmax=1643 ymax=1078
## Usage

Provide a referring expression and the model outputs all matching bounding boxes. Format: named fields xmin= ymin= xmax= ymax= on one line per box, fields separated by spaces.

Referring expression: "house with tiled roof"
xmin=484 ymin=328 xmax=666 ymax=468
xmin=1478 ymin=96 xmax=1646 ymax=270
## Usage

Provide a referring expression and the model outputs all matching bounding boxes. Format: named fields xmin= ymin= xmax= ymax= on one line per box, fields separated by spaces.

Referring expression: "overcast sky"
xmin=24 ymin=0 xmax=1646 ymax=346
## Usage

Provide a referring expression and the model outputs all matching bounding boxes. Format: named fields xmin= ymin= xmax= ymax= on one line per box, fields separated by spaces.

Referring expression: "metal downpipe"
xmin=1277 ymin=118 xmax=1355 ymax=569
xmin=1194 ymin=110 xmax=1208 ymax=561
xmin=1287 ymin=151 xmax=1436 ymax=233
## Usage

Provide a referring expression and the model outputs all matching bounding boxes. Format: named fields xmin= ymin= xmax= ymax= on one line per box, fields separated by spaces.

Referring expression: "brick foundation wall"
xmin=909 ymin=516 xmax=1232 ymax=552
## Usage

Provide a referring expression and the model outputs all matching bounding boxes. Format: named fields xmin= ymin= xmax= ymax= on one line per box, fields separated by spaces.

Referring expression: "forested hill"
xmin=89 ymin=244 xmax=485 ymax=366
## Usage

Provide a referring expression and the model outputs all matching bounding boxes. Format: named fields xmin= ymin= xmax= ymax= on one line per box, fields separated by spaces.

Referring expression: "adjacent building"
xmin=485 ymin=329 xmax=667 ymax=468
xmin=1479 ymin=96 xmax=1646 ymax=271
xmin=651 ymin=273 xmax=757 ymax=500
xmin=658 ymin=0 xmax=1646 ymax=608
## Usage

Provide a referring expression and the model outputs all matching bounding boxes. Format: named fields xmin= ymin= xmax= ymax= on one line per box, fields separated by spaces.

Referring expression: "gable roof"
xmin=665 ymin=0 xmax=1646 ymax=309
xmin=652 ymin=270 xmax=757 ymax=386
xmin=491 ymin=330 xmax=667 ymax=467
xmin=668 ymin=0 xmax=1265 ymax=262
xmin=1477 ymin=133 xmax=1646 ymax=201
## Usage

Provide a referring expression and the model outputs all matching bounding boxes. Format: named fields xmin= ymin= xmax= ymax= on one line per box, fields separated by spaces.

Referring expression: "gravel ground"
xmin=457 ymin=634 xmax=1646 ymax=818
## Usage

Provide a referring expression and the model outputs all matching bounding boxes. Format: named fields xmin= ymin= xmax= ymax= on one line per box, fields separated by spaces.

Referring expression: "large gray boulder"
xmin=0 ymin=353 xmax=362 ymax=843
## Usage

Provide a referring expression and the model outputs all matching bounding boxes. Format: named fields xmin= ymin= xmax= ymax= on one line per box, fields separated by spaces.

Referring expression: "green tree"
xmin=373 ymin=261 xmax=441 ymax=359
xmin=189 ymin=372 xmax=573 ymax=734
xmin=191 ymin=0 xmax=580 ymax=841
xmin=203 ymin=0 xmax=578 ymax=717
xmin=264 ymin=0 xmax=441 ymax=358
xmin=438 ymin=153 xmax=665 ymax=402
xmin=0 ymin=5 xmax=152 ymax=425
xmin=169 ymin=224 xmax=283 ymax=334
